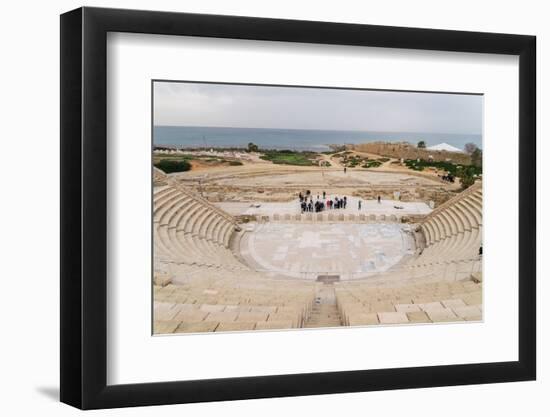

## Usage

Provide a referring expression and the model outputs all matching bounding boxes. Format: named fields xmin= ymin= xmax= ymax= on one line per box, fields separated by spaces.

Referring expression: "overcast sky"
xmin=154 ymin=82 xmax=483 ymax=135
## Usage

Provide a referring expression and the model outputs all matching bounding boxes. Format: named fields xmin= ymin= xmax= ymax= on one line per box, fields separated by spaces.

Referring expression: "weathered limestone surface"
xmin=152 ymin=169 xmax=482 ymax=334
xmin=378 ymin=312 xmax=409 ymax=325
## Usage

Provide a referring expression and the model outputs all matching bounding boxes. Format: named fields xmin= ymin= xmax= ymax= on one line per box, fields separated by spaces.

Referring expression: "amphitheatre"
xmin=153 ymin=146 xmax=482 ymax=334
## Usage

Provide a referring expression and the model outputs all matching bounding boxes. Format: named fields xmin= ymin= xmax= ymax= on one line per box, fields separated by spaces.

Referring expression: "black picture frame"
xmin=60 ymin=6 xmax=536 ymax=410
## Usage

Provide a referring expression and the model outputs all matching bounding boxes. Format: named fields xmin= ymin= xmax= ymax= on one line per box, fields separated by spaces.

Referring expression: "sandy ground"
xmin=172 ymin=152 xmax=458 ymax=187
xmin=167 ymin=150 xmax=461 ymax=206
xmin=173 ymin=163 xmax=450 ymax=187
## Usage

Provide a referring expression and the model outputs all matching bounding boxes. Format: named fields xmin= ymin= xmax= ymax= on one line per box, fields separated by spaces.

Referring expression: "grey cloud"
xmin=153 ymin=81 xmax=482 ymax=135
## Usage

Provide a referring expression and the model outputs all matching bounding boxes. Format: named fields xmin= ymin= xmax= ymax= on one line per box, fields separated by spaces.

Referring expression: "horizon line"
xmin=153 ymin=124 xmax=482 ymax=137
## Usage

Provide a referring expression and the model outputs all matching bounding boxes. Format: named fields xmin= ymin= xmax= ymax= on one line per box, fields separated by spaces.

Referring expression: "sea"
xmin=154 ymin=126 xmax=482 ymax=152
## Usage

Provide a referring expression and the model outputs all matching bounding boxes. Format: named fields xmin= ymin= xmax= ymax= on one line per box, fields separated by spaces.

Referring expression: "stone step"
xmin=304 ymin=286 xmax=343 ymax=328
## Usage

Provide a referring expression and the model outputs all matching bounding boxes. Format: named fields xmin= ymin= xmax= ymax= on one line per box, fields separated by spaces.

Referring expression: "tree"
xmin=417 ymin=140 xmax=426 ymax=149
xmin=460 ymin=173 xmax=476 ymax=189
xmin=464 ymin=142 xmax=478 ymax=155
xmin=470 ymin=148 xmax=482 ymax=168
xmin=247 ymin=142 xmax=259 ymax=152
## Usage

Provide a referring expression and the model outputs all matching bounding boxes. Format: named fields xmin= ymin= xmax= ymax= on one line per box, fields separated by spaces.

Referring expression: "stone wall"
xmin=349 ymin=142 xmax=472 ymax=164
xmin=351 ymin=187 xmax=457 ymax=206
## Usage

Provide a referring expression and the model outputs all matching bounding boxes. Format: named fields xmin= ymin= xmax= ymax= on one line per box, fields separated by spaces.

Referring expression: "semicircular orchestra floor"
xmin=239 ymin=222 xmax=416 ymax=280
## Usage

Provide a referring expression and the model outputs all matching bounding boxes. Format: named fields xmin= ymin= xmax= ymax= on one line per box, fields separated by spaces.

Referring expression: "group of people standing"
xmin=298 ymin=190 xmax=383 ymax=213
xmin=299 ymin=190 xmax=348 ymax=213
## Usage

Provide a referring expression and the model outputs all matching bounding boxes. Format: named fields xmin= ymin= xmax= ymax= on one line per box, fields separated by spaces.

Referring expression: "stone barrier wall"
xmin=252 ymin=213 xmax=410 ymax=223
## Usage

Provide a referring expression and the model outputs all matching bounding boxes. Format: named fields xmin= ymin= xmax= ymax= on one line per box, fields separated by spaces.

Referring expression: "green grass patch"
xmin=259 ymin=150 xmax=318 ymax=166
xmin=362 ymin=160 xmax=382 ymax=168
xmin=153 ymin=153 xmax=245 ymax=168
xmin=341 ymin=154 xmax=370 ymax=168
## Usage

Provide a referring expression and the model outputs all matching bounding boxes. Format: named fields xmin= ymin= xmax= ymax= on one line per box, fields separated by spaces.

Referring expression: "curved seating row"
xmin=409 ymin=183 xmax=482 ymax=270
xmin=153 ymin=183 xmax=246 ymax=271
xmin=335 ymin=279 xmax=482 ymax=326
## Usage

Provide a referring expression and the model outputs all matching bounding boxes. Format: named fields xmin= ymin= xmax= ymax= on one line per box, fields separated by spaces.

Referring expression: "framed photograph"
xmin=60 ymin=7 xmax=536 ymax=409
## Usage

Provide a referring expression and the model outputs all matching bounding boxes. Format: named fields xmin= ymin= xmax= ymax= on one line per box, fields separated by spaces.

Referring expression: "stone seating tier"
xmin=335 ymin=279 xmax=482 ymax=326
xmin=412 ymin=184 xmax=482 ymax=271
xmin=153 ymin=268 xmax=317 ymax=333
xmin=154 ymin=183 xmax=246 ymax=270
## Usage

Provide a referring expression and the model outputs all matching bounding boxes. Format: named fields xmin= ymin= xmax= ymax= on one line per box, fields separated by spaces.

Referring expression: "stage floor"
xmin=239 ymin=222 xmax=416 ymax=280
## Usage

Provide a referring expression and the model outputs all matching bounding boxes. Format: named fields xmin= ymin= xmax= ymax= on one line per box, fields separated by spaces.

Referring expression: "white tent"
xmin=426 ymin=142 xmax=464 ymax=153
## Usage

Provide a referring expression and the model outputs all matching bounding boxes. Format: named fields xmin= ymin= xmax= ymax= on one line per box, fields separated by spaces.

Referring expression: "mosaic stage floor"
xmin=240 ymin=222 xmax=416 ymax=280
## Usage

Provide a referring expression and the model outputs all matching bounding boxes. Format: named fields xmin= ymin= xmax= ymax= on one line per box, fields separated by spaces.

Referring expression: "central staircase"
xmin=305 ymin=285 xmax=342 ymax=328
